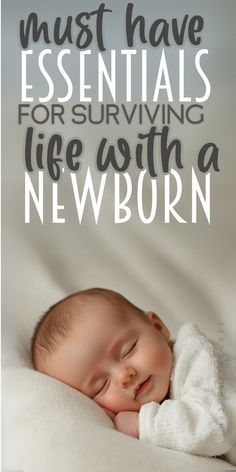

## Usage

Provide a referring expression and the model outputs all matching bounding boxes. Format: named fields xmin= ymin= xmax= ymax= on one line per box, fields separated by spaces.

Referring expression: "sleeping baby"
xmin=31 ymin=288 xmax=236 ymax=465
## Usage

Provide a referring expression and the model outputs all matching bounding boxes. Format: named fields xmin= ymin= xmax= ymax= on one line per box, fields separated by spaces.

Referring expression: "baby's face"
xmin=43 ymin=297 xmax=173 ymax=413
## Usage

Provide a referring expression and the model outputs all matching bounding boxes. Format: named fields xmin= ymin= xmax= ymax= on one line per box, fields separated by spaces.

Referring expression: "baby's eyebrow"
xmin=105 ymin=328 xmax=136 ymax=357
xmin=106 ymin=334 xmax=126 ymax=356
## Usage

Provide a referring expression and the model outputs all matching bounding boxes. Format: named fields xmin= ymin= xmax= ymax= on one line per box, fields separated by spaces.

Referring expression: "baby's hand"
xmin=114 ymin=411 xmax=139 ymax=438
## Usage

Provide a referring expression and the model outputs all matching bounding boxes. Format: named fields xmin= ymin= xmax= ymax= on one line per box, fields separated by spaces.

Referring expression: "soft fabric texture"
xmin=139 ymin=323 xmax=236 ymax=464
xmin=4 ymin=364 xmax=234 ymax=472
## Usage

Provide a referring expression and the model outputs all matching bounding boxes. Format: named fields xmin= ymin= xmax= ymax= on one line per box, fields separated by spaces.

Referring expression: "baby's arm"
xmin=139 ymin=396 xmax=231 ymax=456
xmin=114 ymin=324 xmax=234 ymax=455
xmin=114 ymin=411 xmax=139 ymax=438
xmin=114 ymin=397 xmax=231 ymax=457
xmin=134 ymin=322 xmax=233 ymax=456
xmin=103 ymin=408 xmax=139 ymax=438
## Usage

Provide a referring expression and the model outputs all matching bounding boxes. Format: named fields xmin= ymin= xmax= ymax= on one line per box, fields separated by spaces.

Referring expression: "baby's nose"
xmin=117 ymin=366 xmax=137 ymax=388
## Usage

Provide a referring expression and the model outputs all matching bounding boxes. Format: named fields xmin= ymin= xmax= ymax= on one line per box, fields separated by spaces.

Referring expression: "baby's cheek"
xmin=140 ymin=339 xmax=170 ymax=371
xmin=95 ymin=391 xmax=115 ymax=411
xmin=157 ymin=345 xmax=170 ymax=367
xmin=142 ymin=343 xmax=162 ymax=368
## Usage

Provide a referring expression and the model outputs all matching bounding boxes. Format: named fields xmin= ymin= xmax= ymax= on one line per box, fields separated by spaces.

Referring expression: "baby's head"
xmin=31 ymin=288 xmax=173 ymax=413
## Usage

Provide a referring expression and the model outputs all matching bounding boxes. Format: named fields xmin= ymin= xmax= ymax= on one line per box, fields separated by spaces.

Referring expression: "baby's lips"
xmin=134 ymin=376 xmax=151 ymax=398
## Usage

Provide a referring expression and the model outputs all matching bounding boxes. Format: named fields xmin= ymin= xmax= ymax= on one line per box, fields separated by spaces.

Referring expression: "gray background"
xmin=2 ymin=0 xmax=236 ymax=352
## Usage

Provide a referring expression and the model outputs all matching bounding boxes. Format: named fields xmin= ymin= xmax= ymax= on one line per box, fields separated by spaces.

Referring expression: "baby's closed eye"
xmin=94 ymin=377 xmax=110 ymax=397
xmin=121 ymin=340 xmax=138 ymax=359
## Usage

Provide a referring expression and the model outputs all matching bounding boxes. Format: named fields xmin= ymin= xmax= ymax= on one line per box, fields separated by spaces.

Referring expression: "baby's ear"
xmin=146 ymin=311 xmax=171 ymax=340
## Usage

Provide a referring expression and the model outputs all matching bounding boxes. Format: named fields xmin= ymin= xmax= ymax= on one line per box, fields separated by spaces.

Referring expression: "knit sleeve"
xmin=138 ymin=323 xmax=235 ymax=456
xmin=139 ymin=396 xmax=232 ymax=456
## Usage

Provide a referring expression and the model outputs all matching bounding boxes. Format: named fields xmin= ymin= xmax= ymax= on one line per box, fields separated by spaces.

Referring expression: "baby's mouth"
xmin=134 ymin=376 xmax=151 ymax=398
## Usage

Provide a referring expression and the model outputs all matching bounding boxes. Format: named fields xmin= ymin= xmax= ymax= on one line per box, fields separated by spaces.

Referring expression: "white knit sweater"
xmin=139 ymin=323 xmax=236 ymax=465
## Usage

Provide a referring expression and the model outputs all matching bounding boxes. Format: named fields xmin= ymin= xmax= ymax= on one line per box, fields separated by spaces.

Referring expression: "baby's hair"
xmin=31 ymin=287 xmax=144 ymax=371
